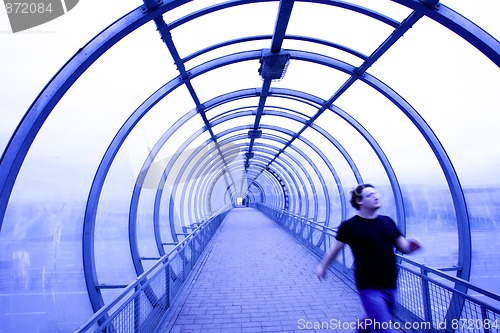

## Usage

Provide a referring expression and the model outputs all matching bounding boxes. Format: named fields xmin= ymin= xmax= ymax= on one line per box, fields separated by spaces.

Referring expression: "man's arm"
xmin=316 ymin=240 xmax=345 ymax=280
xmin=395 ymin=236 xmax=421 ymax=254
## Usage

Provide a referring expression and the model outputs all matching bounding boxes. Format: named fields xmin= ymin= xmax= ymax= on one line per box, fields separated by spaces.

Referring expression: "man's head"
xmin=350 ymin=184 xmax=380 ymax=211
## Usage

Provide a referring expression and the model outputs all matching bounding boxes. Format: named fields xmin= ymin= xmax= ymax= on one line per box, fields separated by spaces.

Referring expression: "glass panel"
xmin=260 ymin=114 xmax=304 ymax=134
xmin=441 ymin=0 xmax=500 ymax=39
xmin=274 ymin=60 xmax=351 ymax=100
xmin=211 ymin=114 xmax=255 ymax=136
xmin=302 ymin=126 xmax=356 ymax=224
xmin=288 ymin=2 xmax=396 ymax=55
xmin=207 ymin=99 xmax=259 ymax=123
xmin=190 ymin=61 xmax=263 ymax=104
xmin=170 ymin=2 xmax=279 ymax=59
xmin=290 ymin=138 xmax=329 ymax=222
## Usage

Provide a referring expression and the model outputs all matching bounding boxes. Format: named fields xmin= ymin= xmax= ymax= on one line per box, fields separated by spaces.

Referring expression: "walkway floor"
xmin=159 ymin=207 xmax=366 ymax=333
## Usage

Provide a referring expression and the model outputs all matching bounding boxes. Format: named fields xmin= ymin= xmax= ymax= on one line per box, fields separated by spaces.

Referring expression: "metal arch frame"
xmin=255 ymin=131 xmax=338 ymax=218
xmin=188 ymin=96 xmax=391 ymax=223
xmin=136 ymin=44 xmax=463 ymax=279
xmin=194 ymin=119 xmax=342 ymax=221
xmin=183 ymin=34 xmax=369 ymax=64
xmin=157 ymin=135 xmax=242 ymax=223
xmin=183 ymin=134 xmax=302 ymax=220
xmin=249 ymin=157 xmax=290 ymax=206
xmin=262 ymin=167 xmax=288 ymax=208
xmin=206 ymin=126 xmax=316 ymax=217
xmin=0 ymin=0 xmax=495 ymax=315
xmin=245 ymin=143 xmax=316 ymax=215
xmin=244 ymin=167 xmax=280 ymax=205
xmin=167 ymin=0 xmax=400 ymax=34
xmin=180 ymin=0 xmax=483 ymax=287
xmin=143 ymin=103 xmax=340 ymax=228
xmin=223 ymin=106 xmax=362 ymax=224
xmin=252 ymin=143 xmax=324 ymax=217
xmin=0 ymin=49 xmax=422 ymax=313
xmin=218 ymin=157 xmax=292 ymax=208
xmin=164 ymin=44 xmax=409 ymax=227
xmin=158 ymin=1 xmax=490 ymax=270
xmin=177 ymin=139 xmax=233 ymax=224
xmin=193 ymin=141 xmax=307 ymax=216
xmin=212 ymin=137 xmax=301 ymax=212
xmin=185 ymin=141 xmax=242 ymax=222
xmin=206 ymin=106 xmax=362 ymax=222
xmin=260 ymin=87 xmax=404 ymax=231
xmin=246 ymin=158 xmax=296 ymax=208
xmin=250 ymin=136 xmax=324 ymax=220
xmin=392 ymin=0 xmax=500 ymax=66
xmin=131 ymin=123 xmax=214 ymax=275
xmin=247 ymin=178 xmax=269 ymax=205
xmin=254 ymin=109 xmax=359 ymax=222
xmin=198 ymin=157 xmax=286 ymax=211
xmin=246 ymin=160 xmax=292 ymax=209
xmin=182 ymin=151 xmax=247 ymax=218
xmin=162 ymin=5 xmax=484 ymax=286
xmin=160 ymin=128 xmax=234 ymax=241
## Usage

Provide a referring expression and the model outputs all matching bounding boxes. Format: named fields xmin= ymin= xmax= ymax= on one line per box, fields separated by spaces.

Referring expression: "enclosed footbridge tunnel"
xmin=1 ymin=0 xmax=500 ymax=332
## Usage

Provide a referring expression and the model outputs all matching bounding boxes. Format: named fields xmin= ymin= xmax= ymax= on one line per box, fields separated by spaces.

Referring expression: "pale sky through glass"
xmin=1 ymin=0 xmax=499 ymax=188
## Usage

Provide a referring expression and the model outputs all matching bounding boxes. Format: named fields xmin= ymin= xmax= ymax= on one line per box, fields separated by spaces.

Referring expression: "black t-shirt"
xmin=336 ymin=215 xmax=402 ymax=290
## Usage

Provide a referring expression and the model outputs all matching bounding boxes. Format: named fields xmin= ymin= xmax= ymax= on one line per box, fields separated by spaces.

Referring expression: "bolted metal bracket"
xmin=258 ymin=49 xmax=290 ymax=81
xmin=248 ymin=129 xmax=262 ymax=139
xmin=141 ymin=0 xmax=163 ymax=12
xmin=418 ymin=0 xmax=440 ymax=8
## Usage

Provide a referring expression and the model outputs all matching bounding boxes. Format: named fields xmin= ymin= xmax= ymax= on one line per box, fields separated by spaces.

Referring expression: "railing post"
xmin=134 ymin=285 xmax=141 ymax=333
xmin=481 ymin=305 xmax=491 ymax=333
xmin=165 ymin=259 xmax=171 ymax=310
xmin=420 ymin=267 xmax=434 ymax=333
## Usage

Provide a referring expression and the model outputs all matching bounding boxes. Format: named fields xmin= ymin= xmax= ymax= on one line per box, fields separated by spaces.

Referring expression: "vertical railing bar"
xmin=134 ymin=285 xmax=140 ymax=333
xmin=165 ymin=259 xmax=170 ymax=310
xmin=421 ymin=267 xmax=434 ymax=333
xmin=481 ymin=305 xmax=491 ymax=333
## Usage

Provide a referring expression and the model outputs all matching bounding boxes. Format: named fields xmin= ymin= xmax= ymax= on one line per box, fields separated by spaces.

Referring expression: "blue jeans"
xmin=357 ymin=289 xmax=396 ymax=333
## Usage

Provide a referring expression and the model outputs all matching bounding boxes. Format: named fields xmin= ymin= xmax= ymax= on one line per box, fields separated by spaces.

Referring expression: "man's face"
xmin=358 ymin=187 xmax=381 ymax=210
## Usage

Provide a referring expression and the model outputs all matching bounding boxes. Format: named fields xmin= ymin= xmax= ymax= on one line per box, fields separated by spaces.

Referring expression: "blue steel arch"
xmin=2 ymin=0 xmax=497 ymax=236
xmin=0 ymin=0 xmax=497 ymax=320
xmin=164 ymin=101 xmax=399 ymax=249
xmin=178 ymin=121 xmax=342 ymax=222
xmin=208 ymin=109 xmax=364 ymax=220
xmin=191 ymin=140 xmax=310 ymax=218
xmin=175 ymin=91 xmax=401 ymax=227
xmin=211 ymin=155 xmax=295 ymax=209
xmin=244 ymin=143 xmax=318 ymax=216
xmin=164 ymin=125 xmax=326 ymax=223
xmin=137 ymin=104 xmax=346 ymax=238
xmin=180 ymin=135 xmax=302 ymax=221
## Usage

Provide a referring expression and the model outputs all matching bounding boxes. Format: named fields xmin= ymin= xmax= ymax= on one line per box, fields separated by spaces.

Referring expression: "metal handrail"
xmin=253 ymin=203 xmax=500 ymax=332
xmin=397 ymin=255 xmax=500 ymax=304
xmin=74 ymin=207 xmax=230 ymax=333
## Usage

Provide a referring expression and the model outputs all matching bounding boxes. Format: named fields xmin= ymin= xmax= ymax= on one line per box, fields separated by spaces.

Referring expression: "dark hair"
xmin=350 ymin=184 xmax=374 ymax=210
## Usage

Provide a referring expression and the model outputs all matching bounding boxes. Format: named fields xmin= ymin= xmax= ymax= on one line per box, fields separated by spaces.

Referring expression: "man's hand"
xmin=396 ymin=236 xmax=422 ymax=254
xmin=316 ymin=264 xmax=326 ymax=281
xmin=408 ymin=238 xmax=422 ymax=252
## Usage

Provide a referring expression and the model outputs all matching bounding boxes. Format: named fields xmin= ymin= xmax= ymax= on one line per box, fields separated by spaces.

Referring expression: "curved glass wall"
xmin=1 ymin=0 xmax=499 ymax=331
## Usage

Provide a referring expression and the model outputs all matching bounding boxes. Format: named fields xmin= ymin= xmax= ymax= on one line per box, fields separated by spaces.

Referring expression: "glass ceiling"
xmin=0 ymin=0 xmax=499 ymax=331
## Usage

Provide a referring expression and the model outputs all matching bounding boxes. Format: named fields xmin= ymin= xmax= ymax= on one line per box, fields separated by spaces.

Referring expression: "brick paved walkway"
xmin=159 ymin=207 xmax=366 ymax=332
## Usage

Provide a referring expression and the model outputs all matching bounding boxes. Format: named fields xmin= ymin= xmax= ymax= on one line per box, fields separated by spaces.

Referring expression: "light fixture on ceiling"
xmin=258 ymin=50 xmax=290 ymax=81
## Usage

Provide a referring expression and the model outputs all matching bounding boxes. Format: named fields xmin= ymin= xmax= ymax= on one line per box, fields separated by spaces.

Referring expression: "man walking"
xmin=316 ymin=184 xmax=421 ymax=333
